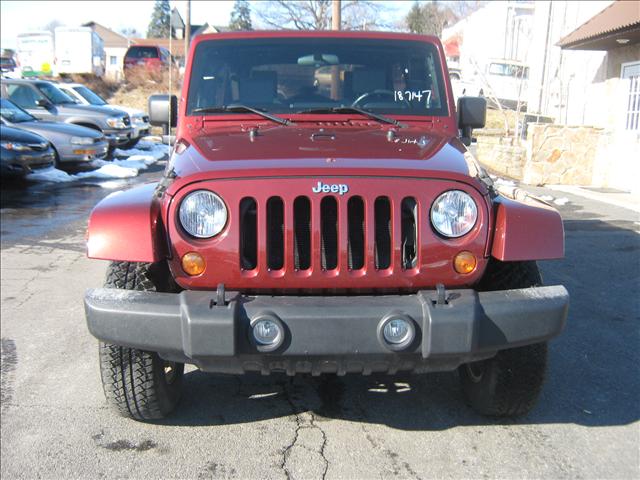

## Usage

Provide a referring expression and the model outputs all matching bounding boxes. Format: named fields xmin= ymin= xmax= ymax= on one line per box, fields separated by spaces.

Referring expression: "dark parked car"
xmin=0 ymin=79 xmax=132 ymax=148
xmin=1 ymin=124 xmax=55 ymax=177
xmin=0 ymin=98 xmax=108 ymax=167
xmin=1 ymin=56 xmax=19 ymax=78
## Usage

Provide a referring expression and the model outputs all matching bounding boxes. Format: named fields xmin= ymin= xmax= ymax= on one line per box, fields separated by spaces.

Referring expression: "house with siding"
xmin=83 ymin=22 xmax=130 ymax=81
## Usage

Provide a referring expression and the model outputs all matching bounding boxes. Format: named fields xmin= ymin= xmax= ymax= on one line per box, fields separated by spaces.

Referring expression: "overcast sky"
xmin=1 ymin=0 xmax=416 ymax=50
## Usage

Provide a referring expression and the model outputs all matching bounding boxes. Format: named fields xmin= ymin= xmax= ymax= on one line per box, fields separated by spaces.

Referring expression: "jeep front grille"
xmin=239 ymin=194 xmax=419 ymax=274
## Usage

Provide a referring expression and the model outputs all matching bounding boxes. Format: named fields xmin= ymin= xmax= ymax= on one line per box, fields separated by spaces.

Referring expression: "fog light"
xmin=181 ymin=252 xmax=205 ymax=276
xmin=453 ymin=251 xmax=477 ymax=274
xmin=251 ymin=315 xmax=284 ymax=352
xmin=379 ymin=315 xmax=415 ymax=350
xmin=383 ymin=319 xmax=411 ymax=344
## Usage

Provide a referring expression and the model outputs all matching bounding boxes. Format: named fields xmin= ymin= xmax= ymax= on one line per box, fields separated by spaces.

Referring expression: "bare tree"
xmin=255 ymin=0 xmax=387 ymax=31
xmin=443 ymin=0 xmax=486 ymax=19
xmin=43 ymin=19 xmax=65 ymax=34
xmin=119 ymin=27 xmax=141 ymax=39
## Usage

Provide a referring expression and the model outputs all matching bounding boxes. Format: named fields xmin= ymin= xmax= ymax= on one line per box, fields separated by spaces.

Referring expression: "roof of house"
xmin=83 ymin=22 xmax=130 ymax=48
xmin=170 ymin=7 xmax=185 ymax=29
xmin=557 ymin=1 xmax=640 ymax=50
xmin=131 ymin=38 xmax=186 ymax=57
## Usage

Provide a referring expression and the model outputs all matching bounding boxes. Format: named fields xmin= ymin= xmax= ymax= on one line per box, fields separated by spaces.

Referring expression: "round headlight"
xmin=179 ymin=190 xmax=227 ymax=238
xmin=430 ymin=190 xmax=478 ymax=238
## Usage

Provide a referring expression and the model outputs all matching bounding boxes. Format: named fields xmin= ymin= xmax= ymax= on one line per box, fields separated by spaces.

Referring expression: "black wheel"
xmin=119 ymin=137 xmax=141 ymax=150
xmin=99 ymin=261 xmax=183 ymax=421
xmin=459 ymin=260 xmax=547 ymax=417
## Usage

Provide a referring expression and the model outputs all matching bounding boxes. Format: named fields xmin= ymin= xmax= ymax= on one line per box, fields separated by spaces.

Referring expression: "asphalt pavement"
xmin=1 ymin=168 xmax=639 ymax=479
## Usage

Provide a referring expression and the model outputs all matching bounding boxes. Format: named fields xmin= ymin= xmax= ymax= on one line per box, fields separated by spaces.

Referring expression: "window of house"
xmin=110 ymin=56 xmax=117 ymax=65
xmin=622 ymin=61 xmax=640 ymax=131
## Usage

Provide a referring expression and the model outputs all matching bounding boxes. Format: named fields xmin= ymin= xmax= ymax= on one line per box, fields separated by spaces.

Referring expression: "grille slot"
xmin=374 ymin=197 xmax=391 ymax=269
xmin=266 ymin=197 xmax=284 ymax=270
xmin=347 ymin=196 xmax=365 ymax=270
xmin=320 ymin=197 xmax=338 ymax=270
xmin=401 ymin=197 xmax=418 ymax=269
xmin=239 ymin=192 xmax=422 ymax=275
xmin=239 ymin=198 xmax=257 ymax=270
xmin=293 ymin=197 xmax=311 ymax=271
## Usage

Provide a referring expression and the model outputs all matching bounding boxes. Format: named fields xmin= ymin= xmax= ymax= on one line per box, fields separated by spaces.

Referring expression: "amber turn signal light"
xmin=453 ymin=251 xmax=477 ymax=274
xmin=182 ymin=252 xmax=206 ymax=276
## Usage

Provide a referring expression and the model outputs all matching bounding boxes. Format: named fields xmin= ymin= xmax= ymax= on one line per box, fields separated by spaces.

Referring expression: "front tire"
xmin=459 ymin=342 xmax=547 ymax=417
xmin=459 ymin=260 xmax=548 ymax=417
xmin=99 ymin=261 xmax=183 ymax=421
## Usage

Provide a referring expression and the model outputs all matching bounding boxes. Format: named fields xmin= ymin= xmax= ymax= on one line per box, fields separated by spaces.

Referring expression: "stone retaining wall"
xmin=475 ymin=135 xmax=526 ymax=179
xmin=475 ymin=124 xmax=609 ymax=187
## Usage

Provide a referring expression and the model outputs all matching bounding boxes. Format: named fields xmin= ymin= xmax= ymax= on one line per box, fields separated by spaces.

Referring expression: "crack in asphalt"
xmin=279 ymin=380 xmax=330 ymax=480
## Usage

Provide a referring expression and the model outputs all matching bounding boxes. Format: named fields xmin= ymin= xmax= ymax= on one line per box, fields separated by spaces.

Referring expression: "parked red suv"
xmin=123 ymin=45 xmax=171 ymax=76
xmin=85 ymin=31 xmax=569 ymax=421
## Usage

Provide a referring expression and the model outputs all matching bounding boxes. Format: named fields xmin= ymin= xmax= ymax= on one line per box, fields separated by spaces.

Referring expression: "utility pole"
xmin=330 ymin=0 xmax=341 ymax=100
xmin=185 ymin=0 xmax=191 ymax=63
xmin=332 ymin=0 xmax=341 ymax=30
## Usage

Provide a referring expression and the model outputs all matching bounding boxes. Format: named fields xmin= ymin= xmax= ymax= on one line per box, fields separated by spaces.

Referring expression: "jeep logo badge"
xmin=312 ymin=181 xmax=349 ymax=195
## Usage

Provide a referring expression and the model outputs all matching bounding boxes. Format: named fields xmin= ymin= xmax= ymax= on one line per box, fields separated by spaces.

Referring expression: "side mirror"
xmin=148 ymin=94 xmax=177 ymax=133
xmin=457 ymin=96 xmax=486 ymax=146
xmin=36 ymin=98 xmax=52 ymax=109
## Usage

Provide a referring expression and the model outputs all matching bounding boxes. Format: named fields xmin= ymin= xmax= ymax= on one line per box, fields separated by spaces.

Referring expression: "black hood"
xmin=0 ymin=124 xmax=49 ymax=144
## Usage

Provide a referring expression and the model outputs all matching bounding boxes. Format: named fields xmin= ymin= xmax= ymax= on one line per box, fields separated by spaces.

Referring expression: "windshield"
xmin=488 ymin=63 xmax=529 ymax=79
xmin=186 ymin=38 xmax=449 ymax=117
xmin=73 ymin=85 xmax=107 ymax=105
xmin=37 ymin=82 xmax=77 ymax=105
xmin=0 ymin=98 xmax=35 ymax=123
xmin=126 ymin=46 xmax=159 ymax=59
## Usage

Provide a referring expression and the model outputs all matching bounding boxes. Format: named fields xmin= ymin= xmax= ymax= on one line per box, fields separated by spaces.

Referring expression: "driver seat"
xmin=345 ymin=69 xmax=387 ymax=101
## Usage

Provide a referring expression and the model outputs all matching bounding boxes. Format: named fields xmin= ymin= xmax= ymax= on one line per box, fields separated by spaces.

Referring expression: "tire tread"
xmin=99 ymin=261 xmax=182 ymax=421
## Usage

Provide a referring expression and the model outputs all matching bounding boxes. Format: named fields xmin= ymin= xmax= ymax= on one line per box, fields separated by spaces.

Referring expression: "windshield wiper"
xmin=296 ymin=106 xmax=406 ymax=127
xmin=191 ymin=104 xmax=292 ymax=125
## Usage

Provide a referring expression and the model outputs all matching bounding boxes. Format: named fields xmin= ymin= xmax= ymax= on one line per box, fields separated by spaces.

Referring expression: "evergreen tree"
xmin=229 ymin=0 xmax=253 ymax=31
xmin=406 ymin=2 xmax=424 ymax=34
xmin=147 ymin=0 xmax=171 ymax=38
xmin=405 ymin=1 xmax=447 ymax=37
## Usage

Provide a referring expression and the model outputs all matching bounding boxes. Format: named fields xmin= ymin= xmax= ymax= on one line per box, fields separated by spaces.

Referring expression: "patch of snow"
xmin=114 ymin=143 xmax=168 ymax=160
xmin=553 ymin=197 xmax=569 ymax=206
xmin=26 ymin=167 xmax=73 ymax=183
xmin=539 ymin=195 xmax=554 ymax=201
xmin=494 ymin=178 xmax=516 ymax=187
xmin=75 ymin=164 xmax=139 ymax=179
xmin=27 ymin=144 xmax=166 ymax=184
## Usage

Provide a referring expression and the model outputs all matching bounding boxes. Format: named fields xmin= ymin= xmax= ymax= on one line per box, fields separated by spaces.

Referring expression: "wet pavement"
xmin=0 ymin=154 xmax=166 ymax=245
xmin=0 ymin=172 xmax=639 ymax=479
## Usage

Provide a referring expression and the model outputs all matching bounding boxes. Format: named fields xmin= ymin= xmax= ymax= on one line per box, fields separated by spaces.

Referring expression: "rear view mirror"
xmin=297 ymin=54 xmax=339 ymax=66
xmin=457 ymin=96 xmax=486 ymax=146
xmin=148 ymin=94 xmax=177 ymax=133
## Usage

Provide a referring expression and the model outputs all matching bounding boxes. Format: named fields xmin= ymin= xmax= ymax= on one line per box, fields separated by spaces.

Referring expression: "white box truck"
xmin=16 ymin=31 xmax=55 ymax=77
xmin=54 ymin=27 xmax=105 ymax=76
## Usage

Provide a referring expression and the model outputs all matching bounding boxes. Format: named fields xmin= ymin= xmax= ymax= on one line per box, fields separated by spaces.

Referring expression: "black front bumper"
xmin=84 ymin=286 xmax=569 ymax=375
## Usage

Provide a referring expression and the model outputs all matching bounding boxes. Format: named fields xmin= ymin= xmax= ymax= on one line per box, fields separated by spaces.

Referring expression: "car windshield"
xmin=126 ymin=46 xmax=159 ymax=59
xmin=186 ymin=38 xmax=449 ymax=117
xmin=37 ymin=82 xmax=77 ymax=105
xmin=1 ymin=57 xmax=16 ymax=67
xmin=73 ymin=85 xmax=107 ymax=106
xmin=488 ymin=63 xmax=529 ymax=79
xmin=0 ymin=98 xmax=36 ymax=123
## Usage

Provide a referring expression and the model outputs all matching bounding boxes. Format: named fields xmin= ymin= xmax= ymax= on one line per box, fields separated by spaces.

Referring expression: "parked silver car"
xmin=57 ymin=83 xmax=150 ymax=149
xmin=0 ymin=98 xmax=108 ymax=167
xmin=0 ymin=79 xmax=132 ymax=148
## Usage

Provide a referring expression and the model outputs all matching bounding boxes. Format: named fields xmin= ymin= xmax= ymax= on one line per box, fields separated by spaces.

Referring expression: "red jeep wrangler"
xmin=84 ymin=32 xmax=569 ymax=421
